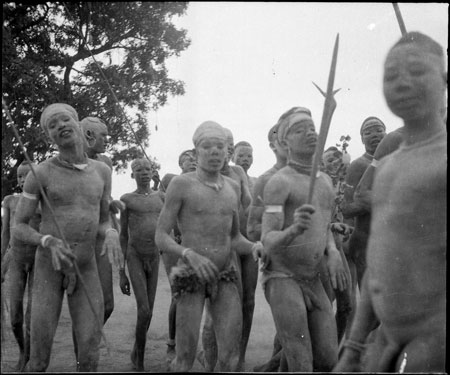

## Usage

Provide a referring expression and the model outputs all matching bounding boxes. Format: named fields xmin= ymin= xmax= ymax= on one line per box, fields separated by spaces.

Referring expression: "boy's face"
xmin=180 ymin=152 xmax=197 ymax=174
xmin=285 ymin=119 xmax=317 ymax=156
xmin=90 ymin=126 xmax=108 ymax=154
xmin=233 ymin=145 xmax=253 ymax=172
xmin=322 ymin=150 xmax=342 ymax=175
xmin=47 ymin=112 xmax=83 ymax=147
xmin=361 ymin=124 xmax=386 ymax=154
xmin=17 ymin=164 xmax=32 ymax=189
xmin=131 ymin=160 xmax=153 ymax=186
xmin=383 ymin=43 xmax=446 ymax=122
xmin=196 ymin=137 xmax=227 ymax=173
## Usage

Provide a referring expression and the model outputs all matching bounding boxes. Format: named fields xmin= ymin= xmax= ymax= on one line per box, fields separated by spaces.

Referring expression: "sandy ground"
xmin=1 ymin=259 xmax=277 ymax=373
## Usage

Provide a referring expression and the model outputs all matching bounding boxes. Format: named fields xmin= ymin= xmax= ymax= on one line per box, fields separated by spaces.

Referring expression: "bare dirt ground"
xmin=1 ymin=260 xmax=276 ymax=373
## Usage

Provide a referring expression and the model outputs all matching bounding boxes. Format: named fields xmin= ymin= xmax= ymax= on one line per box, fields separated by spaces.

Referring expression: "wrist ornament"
xmin=182 ymin=248 xmax=193 ymax=262
xmin=343 ymin=339 xmax=366 ymax=354
xmin=106 ymin=228 xmax=118 ymax=236
xmin=40 ymin=235 xmax=53 ymax=248
xmin=251 ymin=241 xmax=262 ymax=256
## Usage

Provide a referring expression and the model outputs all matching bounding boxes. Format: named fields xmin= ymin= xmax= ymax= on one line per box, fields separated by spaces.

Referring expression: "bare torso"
xmin=265 ymin=167 xmax=335 ymax=279
xmin=37 ymin=157 xmax=108 ymax=266
xmin=176 ymin=172 xmax=240 ymax=272
xmin=120 ymin=191 xmax=163 ymax=258
xmin=367 ymin=134 xmax=446 ymax=339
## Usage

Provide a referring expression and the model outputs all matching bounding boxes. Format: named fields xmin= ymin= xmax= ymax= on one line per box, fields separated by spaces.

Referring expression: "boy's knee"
xmin=137 ymin=306 xmax=152 ymax=323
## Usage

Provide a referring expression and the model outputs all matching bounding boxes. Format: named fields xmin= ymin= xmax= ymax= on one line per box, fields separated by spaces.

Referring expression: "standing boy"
xmin=118 ymin=157 xmax=164 ymax=371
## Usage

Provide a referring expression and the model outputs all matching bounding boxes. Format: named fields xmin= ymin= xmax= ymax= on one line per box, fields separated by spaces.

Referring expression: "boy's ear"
xmin=269 ymin=142 xmax=276 ymax=152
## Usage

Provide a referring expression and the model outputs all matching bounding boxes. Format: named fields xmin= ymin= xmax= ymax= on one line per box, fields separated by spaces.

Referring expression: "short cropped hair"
xmin=234 ymin=141 xmax=252 ymax=150
xmin=392 ymin=31 xmax=444 ymax=59
xmin=178 ymin=149 xmax=196 ymax=167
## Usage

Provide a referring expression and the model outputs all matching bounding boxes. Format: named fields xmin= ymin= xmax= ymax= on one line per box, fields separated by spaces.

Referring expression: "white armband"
xmin=182 ymin=248 xmax=193 ymax=261
xmin=106 ymin=228 xmax=118 ymax=236
xmin=265 ymin=205 xmax=283 ymax=213
xmin=371 ymin=159 xmax=379 ymax=168
xmin=40 ymin=235 xmax=52 ymax=248
xmin=22 ymin=191 xmax=38 ymax=200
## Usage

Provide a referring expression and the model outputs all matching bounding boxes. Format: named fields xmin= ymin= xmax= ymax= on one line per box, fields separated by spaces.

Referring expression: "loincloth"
xmin=170 ymin=260 xmax=238 ymax=302
xmin=261 ymin=269 xmax=326 ymax=311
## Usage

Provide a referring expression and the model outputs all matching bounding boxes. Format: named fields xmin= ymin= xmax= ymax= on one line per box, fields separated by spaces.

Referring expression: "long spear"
xmin=392 ymin=3 xmax=407 ymax=36
xmin=307 ymin=33 xmax=340 ymax=204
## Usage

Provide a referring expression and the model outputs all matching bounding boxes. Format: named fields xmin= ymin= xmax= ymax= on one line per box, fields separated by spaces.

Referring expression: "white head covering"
xmin=276 ymin=107 xmax=312 ymax=142
xmin=40 ymin=103 xmax=79 ymax=135
xmin=192 ymin=121 xmax=227 ymax=147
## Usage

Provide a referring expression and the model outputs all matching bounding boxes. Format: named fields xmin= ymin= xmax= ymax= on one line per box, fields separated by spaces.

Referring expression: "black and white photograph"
xmin=1 ymin=2 xmax=447 ymax=373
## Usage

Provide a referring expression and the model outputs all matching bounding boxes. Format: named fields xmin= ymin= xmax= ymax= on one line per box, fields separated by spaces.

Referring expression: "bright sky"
xmin=111 ymin=2 xmax=448 ymax=199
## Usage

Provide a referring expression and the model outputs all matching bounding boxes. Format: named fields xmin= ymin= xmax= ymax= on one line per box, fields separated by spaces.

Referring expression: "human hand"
xmin=293 ymin=204 xmax=315 ymax=234
xmin=119 ymin=269 xmax=131 ymax=296
xmin=109 ymin=200 xmax=126 ymax=214
xmin=251 ymin=241 xmax=264 ymax=262
xmin=182 ymin=249 xmax=219 ymax=284
xmin=101 ymin=229 xmax=123 ymax=269
xmin=331 ymin=222 xmax=354 ymax=241
xmin=42 ymin=235 xmax=77 ymax=271
xmin=333 ymin=347 xmax=362 ymax=372
xmin=327 ymin=248 xmax=348 ymax=292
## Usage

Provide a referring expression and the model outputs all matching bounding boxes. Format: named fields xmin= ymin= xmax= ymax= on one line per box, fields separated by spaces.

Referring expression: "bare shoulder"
xmin=231 ymin=164 xmax=247 ymax=179
xmin=165 ymin=172 xmax=195 ymax=197
xmin=96 ymin=154 xmax=113 ymax=169
xmin=375 ymin=127 xmax=405 ymax=160
xmin=264 ymin=167 xmax=291 ymax=194
xmin=2 ymin=194 xmax=15 ymax=207
xmin=91 ymin=158 xmax=111 ymax=179
xmin=120 ymin=193 xmax=133 ymax=205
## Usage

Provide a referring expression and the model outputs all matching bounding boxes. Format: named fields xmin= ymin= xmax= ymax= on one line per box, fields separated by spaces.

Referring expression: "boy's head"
xmin=40 ymin=103 xmax=79 ymax=137
xmin=178 ymin=149 xmax=197 ymax=174
xmin=192 ymin=121 xmax=227 ymax=172
xmin=383 ymin=31 xmax=447 ymax=122
xmin=80 ymin=117 xmax=109 ymax=154
xmin=131 ymin=158 xmax=153 ymax=185
xmin=360 ymin=117 xmax=386 ymax=154
xmin=322 ymin=146 xmax=343 ymax=175
xmin=17 ymin=161 xmax=36 ymax=190
xmin=233 ymin=141 xmax=253 ymax=173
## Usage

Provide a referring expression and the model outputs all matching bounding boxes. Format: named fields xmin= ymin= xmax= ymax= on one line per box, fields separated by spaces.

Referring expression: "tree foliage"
xmin=2 ymin=1 xmax=190 ymax=199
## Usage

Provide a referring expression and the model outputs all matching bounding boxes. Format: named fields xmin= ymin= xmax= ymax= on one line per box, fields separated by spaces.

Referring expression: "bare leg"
xmin=95 ymin=250 xmax=114 ymax=323
xmin=199 ymin=306 xmax=217 ymax=371
xmin=308 ymin=281 xmax=339 ymax=371
xmin=171 ymin=290 xmax=205 ymax=372
xmin=128 ymin=253 xmax=159 ymax=371
xmin=210 ymin=281 xmax=242 ymax=372
xmin=161 ymin=249 xmax=179 ymax=361
xmin=253 ymin=333 xmax=282 ymax=372
xmin=236 ymin=253 xmax=258 ymax=371
xmin=9 ymin=256 xmax=27 ymax=371
xmin=68 ymin=258 xmax=104 ymax=372
xmin=25 ymin=254 xmax=64 ymax=372
xmin=264 ymin=277 xmax=313 ymax=372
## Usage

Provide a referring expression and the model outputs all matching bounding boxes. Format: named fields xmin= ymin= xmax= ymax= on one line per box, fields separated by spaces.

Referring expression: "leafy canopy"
xmin=2 ymin=2 xmax=190 ymax=198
